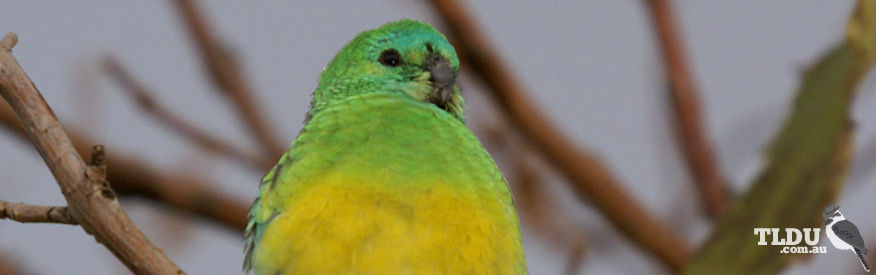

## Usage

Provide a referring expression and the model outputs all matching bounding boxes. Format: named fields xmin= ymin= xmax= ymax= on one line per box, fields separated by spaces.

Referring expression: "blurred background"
xmin=1 ymin=0 xmax=876 ymax=274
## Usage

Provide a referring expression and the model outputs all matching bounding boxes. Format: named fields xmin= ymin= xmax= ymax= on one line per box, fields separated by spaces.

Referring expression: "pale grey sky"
xmin=1 ymin=1 xmax=874 ymax=274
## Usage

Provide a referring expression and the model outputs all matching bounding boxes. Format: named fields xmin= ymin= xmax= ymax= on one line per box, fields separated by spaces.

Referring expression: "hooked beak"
xmin=424 ymin=53 xmax=456 ymax=110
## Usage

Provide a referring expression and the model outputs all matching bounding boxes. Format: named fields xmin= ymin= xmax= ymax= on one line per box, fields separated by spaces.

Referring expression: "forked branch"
xmin=0 ymin=32 xmax=183 ymax=274
xmin=0 ymin=100 xmax=249 ymax=232
xmin=0 ymin=200 xmax=76 ymax=225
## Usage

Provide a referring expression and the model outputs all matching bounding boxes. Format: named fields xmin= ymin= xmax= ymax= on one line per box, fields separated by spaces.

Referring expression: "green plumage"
xmin=244 ymin=19 xmax=526 ymax=274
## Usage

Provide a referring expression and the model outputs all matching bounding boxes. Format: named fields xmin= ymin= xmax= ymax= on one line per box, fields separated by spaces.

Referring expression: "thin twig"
xmin=0 ymin=250 xmax=22 ymax=275
xmin=0 ymin=32 xmax=183 ymax=274
xmin=509 ymin=148 xmax=591 ymax=274
xmin=643 ymin=0 xmax=729 ymax=219
xmin=481 ymin=116 xmax=593 ymax=272
xmin=514 ymin=159 xmax=590 ymax=275
xmin=102 ymin=57 xmax=273 ymax=170
xmin=0 ymin=101 xmax=248 ymax=232
xmin=563 ymin=236 xmax=590 ymax=275
xmin=0 ymin=201 xmax=77 ymax=225
xmin=171 ymin=0 xmax=286 ymax=159
xmin=424 ymin=0 xmax=690 ymax=270
xmin=112 ymin=171 xmax=248 ymax=232
xmin=505 ymin=135 xmax=590 ymax=257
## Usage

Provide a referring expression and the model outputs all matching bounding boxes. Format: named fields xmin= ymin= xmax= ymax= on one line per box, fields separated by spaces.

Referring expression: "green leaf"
xmin=683 ymin=1 xmax=876 ymax=273
xmin=848 ymin=0 xmax=876 ymax=66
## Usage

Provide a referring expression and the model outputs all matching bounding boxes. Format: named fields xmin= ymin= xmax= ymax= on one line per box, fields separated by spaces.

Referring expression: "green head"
xmin=308 ymin=19 xmax=464 ymax=121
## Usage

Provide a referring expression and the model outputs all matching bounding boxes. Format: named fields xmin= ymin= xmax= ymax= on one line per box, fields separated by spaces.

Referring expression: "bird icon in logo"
xmin=824 ymin=204 xmax=870 ymax=272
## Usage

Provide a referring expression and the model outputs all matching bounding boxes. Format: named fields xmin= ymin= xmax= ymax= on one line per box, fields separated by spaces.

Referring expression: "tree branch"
xmin=0 ymin=101 xmax=248 ymax=232
xmin=0 ymin=200 xmax=76 ymax=225
xmin=0 ymin=32 xmax=183 ymax=274
xmin=171 ymin=0 xmax=286 ymax=159
xmin=0 ymin=250 xmax=23 ymax=275
xmin=482 ymin=123 xmax=592 ymax=273
xmin=424 ymin=0 xmax=690 ymax=270
xmin=102 ymin=56 xmax=273 ymax=171
xmin=563 ymin=236 xmax=589 ymax=275
xmin=642 ymin=0 xmax=729 ymax=219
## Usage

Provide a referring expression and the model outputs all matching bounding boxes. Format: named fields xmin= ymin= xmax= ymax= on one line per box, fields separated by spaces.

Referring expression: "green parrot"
xmin=244 ymin=19 xmax=527 ymax=274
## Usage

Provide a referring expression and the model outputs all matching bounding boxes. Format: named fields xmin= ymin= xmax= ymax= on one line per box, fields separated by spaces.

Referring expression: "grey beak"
xmin=424 ymin=53 xmax=455 ymax=109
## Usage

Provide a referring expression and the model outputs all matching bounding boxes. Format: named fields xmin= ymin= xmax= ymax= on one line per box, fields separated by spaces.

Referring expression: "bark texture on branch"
xmin=0 ymin=100 xmax=248 ymax=233
xmin=0 ymin=32 xmax=183 ymax=274
xmin=0 ymin=201 xmax=77 ymax=225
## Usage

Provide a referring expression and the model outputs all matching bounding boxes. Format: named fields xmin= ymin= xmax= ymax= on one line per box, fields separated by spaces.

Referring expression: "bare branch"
xmin=0 ymin=32 xmax=182 ymax=274
xmin=112 ymin=171 xmax=248 ymax=232
xmin=0 ymin=102 xmax=248 ymax=232
xmin=643 ymin=0 xmax=729 ymax=219
xmin=171 ymin=0 xmax=286 ymax=159
xmin=424 ymin=1 xmax=690 ymax=270
xmin=0 ymin=250 xmax=23 ymax=275
xmin=563 ymin=236 xmax=589 ymax=275
xmin=508 ymin=144 xmax=588 ymax=255
xmin=481 ymin=120 xmax=593 ymax=272
xmin=0 ymin=201 xmax=76 ymax=225
xmin=0 ymin=34 xmax=15 ymax=52
xmin=102 ymin=57 xmax=273 ymax=170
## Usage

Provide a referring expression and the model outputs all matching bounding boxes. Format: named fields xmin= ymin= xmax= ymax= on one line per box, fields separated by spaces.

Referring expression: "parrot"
xmin=243 ymin=19 xmax=527 ymax=274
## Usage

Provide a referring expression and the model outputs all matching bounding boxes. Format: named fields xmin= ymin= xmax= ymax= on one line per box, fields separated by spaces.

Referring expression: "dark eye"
xmin=379 ymin=49 xmax=401 ymax=67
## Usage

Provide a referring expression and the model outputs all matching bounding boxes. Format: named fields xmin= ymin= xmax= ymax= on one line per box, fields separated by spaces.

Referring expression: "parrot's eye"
xmin=379 ymin=49 xmax=401 ymax=67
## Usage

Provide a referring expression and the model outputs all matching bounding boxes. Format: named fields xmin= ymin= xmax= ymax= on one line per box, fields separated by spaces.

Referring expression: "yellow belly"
xmin=253 ymin=173 xmax=525 ymax=274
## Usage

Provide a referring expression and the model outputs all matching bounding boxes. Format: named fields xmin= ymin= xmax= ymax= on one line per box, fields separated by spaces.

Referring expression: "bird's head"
xmin=823 ymin=204 xmax=845 ymax=225
xmin=309 ymin=19 xmax=464 ymax=122
xmin=825 ymin=210 xmax=846 ymax=225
